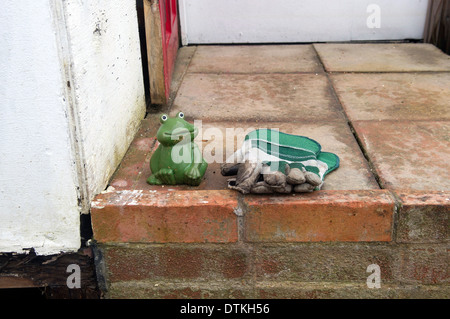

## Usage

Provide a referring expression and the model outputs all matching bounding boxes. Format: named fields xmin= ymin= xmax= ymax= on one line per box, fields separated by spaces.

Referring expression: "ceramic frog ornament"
xmin=147 ymin=112 xmax=207 ymax=186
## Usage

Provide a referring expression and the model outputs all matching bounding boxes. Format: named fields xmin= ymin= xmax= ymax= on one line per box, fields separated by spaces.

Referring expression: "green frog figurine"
xmin=147 ymin=112 xmax=207 ymax=186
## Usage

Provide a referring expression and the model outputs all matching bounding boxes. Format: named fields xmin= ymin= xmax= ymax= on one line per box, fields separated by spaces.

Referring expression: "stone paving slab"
xmin=171 ymin=73 xmax=344 ymax=122
xmin=188 ymin=45 xmax=323 ymax=73
xmin=352 ymin=120 xmax=450 ymax=191
xmin=109 ymin=118 xmax=379 ymax=191
xmin=314 ymin=43 xmax=450 ymax=72
xmin=198 ymin=121 xmax=379 ymax=190
xmin=107 ymin=118 xmax=159 ymax=190
xmin=167 ymin=46 xmax=197 ymax=104
xmin=330 ymin=72 xmax=450 ymax=121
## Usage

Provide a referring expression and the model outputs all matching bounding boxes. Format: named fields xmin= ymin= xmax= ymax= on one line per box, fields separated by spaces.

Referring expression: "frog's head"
xmin=156 ymin=112 xmax=198 ymax=146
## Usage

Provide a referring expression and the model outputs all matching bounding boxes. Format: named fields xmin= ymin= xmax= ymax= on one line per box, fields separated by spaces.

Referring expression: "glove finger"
xmin=304 ymin=171 xmax=322 ymax=186
xmin=273 ymin=183 xmax=292 ymax=194
xmin=286 ymin=168 xmax=306 ymax=185
xmin=263 ymin=171 xmax=286 ymax=187
xmin=221 ymin=163 xmax=241 ymax=176
xmin=251 ymin=181 xmax=273 ymax=194
xmin=293 ymin=183 xmax=315 ymax=193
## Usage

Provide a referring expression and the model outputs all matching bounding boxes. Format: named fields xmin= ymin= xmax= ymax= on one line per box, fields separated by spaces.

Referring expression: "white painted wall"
xmin=179 ymin=0 xmax=429 ymax=45
xmin=0 ymin=0 xmax=145 ymax=255
xmin=62 ymin=0 xmax=146 ymax=211
xmin=0 ymin=1 xmax=81 ymax=255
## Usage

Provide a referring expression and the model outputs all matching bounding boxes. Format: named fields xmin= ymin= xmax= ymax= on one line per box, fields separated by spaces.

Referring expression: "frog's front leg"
xmin=157 ymin=168 xmax=177 ymax=185
xmin=147 ymin=146 xmax=166 ymax=185
xmin=184 ymin=144 xmax=207 ymax=186
xmin=184 ymin=164 xmax=201 ymax=186
xmin=184 ymin=162 xmax=207 ymax=186
xmin=147 ymin=168 xmax=177 ymax=185
xmin=147 ymin=174 xmax=162 ymax=185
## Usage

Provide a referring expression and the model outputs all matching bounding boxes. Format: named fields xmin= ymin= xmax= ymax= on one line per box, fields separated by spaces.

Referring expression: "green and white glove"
xmin=221 ymin=129 xmax=339 ymax=194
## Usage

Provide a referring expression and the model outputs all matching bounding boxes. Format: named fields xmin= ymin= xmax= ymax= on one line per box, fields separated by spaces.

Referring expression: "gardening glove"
xmin=221 ymin=129 xmax=339 ymax=194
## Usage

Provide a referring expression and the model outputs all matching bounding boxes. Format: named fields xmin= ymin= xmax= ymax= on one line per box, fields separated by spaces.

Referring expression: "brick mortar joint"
xmin=389 ymin=190 xmax=403 ymax=244
xmin=234 ymin=194 xmax=248 ymax=243
xmin=96 ymin=241 xmax=450 ymax=250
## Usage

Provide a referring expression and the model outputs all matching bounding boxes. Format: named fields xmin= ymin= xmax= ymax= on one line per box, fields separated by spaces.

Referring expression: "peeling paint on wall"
xmin=63 ymin=0 xmax=146 ymax=211
xmin=0 ymin=0 xmax=145 ymax=255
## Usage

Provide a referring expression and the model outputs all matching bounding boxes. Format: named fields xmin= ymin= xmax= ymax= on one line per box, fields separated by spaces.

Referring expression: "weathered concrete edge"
xmin=90 ymin=189 xmax=403 ymax=244
xmin=91 ymin=188 xmax=450 ymax=244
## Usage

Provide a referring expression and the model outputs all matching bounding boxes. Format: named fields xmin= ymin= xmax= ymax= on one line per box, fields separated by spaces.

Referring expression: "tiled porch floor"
xmin=110 ymin=43 xmax=450 ymax=192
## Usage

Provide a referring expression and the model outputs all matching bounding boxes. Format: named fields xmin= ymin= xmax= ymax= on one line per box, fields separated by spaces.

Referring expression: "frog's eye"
xmin=178 ymin=112 xmax=185 ymax=119
xmin=160 ymin=114 xmax=168 ymax=123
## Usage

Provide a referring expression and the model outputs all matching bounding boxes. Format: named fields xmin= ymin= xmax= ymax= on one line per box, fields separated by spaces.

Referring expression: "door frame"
xmin=144 ymin=0 xmax=179 ymax=105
